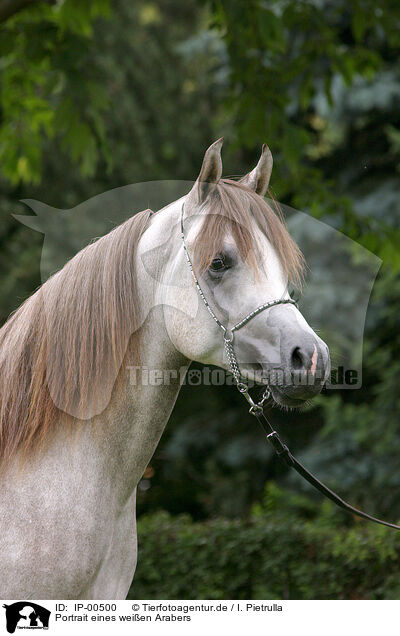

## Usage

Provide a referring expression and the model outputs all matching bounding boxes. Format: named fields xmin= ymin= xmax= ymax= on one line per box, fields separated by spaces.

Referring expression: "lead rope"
xmin=180 ymin=202 xmax=400 ymax=530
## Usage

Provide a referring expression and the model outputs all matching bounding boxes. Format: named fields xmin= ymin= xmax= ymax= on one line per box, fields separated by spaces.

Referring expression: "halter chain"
xmin=180 ymin=202 xmax=297 ymax=415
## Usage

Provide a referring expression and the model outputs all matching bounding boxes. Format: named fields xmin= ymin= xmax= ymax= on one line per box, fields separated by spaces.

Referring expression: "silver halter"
xmin=180 ymin=202 xmax=297 ymax=415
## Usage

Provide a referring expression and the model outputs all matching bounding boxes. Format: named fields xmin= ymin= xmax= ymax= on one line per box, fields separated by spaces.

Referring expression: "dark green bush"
xmin=129 ymin=492 xmax=400 ymax=600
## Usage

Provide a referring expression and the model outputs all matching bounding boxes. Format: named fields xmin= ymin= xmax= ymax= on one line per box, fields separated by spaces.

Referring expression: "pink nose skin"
xmin=310 ymin=345 xmax=318 ymax=377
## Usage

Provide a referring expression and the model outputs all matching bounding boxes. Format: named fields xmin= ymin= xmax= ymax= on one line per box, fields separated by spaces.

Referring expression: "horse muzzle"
xmin=268 ymin=337 xmax=330 ymax=406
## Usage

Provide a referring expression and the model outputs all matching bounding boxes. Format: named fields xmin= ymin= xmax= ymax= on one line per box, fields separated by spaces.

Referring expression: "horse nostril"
xmin=291 ymin=346 xmax=305 ymax=370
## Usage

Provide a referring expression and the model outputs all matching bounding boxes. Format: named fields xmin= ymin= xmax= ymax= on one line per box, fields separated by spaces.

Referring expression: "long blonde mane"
xmin=0 ymin=208 xmax=151 ymax=465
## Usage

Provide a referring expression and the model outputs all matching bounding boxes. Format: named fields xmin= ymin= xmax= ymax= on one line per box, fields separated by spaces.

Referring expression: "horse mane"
xmin=0 ymin=208 xmax=152 ymax=466
xmin=0 ymin=179 xmax=304 ymax=467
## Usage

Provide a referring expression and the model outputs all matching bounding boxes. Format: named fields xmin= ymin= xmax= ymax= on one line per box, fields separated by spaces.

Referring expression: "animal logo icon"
xmin=2 ymin=602 xmax=50 ymax=633
xmin=187 ymin=369 xmax=202 ymax=385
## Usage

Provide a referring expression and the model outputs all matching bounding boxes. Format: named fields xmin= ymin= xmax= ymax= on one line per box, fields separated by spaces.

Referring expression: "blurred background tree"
xmin=0 ymin=0 xmax=400 ymax=598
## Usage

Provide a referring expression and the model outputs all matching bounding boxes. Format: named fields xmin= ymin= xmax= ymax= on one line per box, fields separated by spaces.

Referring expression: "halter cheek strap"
xmin=180 ymin=201 xmax=400 ymax=531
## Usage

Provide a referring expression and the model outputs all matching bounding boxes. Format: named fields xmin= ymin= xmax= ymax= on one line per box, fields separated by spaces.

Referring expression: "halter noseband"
xmin=180 ymin=202 xmax=297 ymax=415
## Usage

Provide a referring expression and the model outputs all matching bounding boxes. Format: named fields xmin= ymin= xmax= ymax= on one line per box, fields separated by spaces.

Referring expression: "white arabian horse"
xmin=0 ymin=140 xmax=330 ymax=598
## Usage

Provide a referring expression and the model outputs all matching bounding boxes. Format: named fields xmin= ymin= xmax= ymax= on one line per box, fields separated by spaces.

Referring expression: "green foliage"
xmin=204 ymin=0 xmax=400 ymax=267
xmin=0 ymin=0 xmax=111 ymax=183
xmin=130 ymin=493 xmax=400 ymax=599
xmin=0 ymin=0 xmax=220 ymax=323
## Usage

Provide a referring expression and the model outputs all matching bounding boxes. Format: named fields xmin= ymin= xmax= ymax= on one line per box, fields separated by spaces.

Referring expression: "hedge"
xmin=128 ymin=505 xmax=400 ymax=600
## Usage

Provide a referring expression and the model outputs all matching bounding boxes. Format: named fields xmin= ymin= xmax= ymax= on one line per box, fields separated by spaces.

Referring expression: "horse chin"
xmin=269 ymin=386 xmax=309 ymax=409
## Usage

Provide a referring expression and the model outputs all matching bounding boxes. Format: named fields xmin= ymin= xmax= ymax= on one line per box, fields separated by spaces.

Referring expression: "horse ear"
xmin=240 ymin=144 xmax=273 ymax=197
xmin=196 ymin=137 xmax=223 ymax=203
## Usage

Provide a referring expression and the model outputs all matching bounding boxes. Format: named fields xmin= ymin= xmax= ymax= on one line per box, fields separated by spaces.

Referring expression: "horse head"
xmin=162 ymin=139 xmax=330 ymax=407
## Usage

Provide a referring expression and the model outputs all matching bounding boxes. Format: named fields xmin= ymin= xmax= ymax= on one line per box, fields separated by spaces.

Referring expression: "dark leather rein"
xmin=255 ymin=411 xmax=400 ymax=529
xmin=181 ymin=202 xmax=400 ymax=530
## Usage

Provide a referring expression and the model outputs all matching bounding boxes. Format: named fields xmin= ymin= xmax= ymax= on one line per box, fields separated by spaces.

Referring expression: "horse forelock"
xmin=192 ymin=179 xmax=305 ymax=289
xmin=0 ymin=207 xmax=152 ymax=466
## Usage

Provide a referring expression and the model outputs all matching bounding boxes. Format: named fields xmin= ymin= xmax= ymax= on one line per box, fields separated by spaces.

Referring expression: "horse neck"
xmin=97 ymin=200 xmax=189 ymax=500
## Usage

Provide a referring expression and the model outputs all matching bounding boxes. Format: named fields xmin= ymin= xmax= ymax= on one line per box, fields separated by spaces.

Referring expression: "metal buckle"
xmin=267 ymin=431 xmax=288 ymax=455
xmin=234 ymin=380 xmax=271 ymax=416
xmin=249 ymin=403 xmax=263 ymax=416
xmin=238 ymin=387 xmax=264 ymax=416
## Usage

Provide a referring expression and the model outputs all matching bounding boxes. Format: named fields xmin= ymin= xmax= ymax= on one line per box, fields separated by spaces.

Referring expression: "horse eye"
xmin=209 ymin=255 xmax=226 ymax=272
